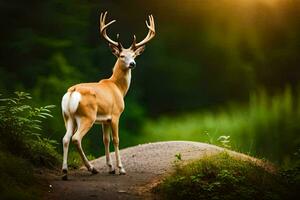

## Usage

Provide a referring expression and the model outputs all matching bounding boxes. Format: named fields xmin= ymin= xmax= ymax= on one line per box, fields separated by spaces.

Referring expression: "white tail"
xmin=61 ymin=91 xmax=81 ymax=116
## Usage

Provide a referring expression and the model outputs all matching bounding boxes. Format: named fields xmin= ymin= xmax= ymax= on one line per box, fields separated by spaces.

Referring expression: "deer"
xmin=61 ymin=12 xmax=155 ymax=180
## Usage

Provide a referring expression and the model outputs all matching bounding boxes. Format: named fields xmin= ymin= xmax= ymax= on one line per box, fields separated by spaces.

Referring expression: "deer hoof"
xmin=62 ymin=169 xmax=68 ymax=180
xmin=91 ymin=167 xmax=99 ymax=174
xmin=62 ymin=174 xmax=68 ymax=180
xmin=119 ymin=168 xmax=126 ymax=175
xmin=109 ymin=169 xmax=116 ymax=174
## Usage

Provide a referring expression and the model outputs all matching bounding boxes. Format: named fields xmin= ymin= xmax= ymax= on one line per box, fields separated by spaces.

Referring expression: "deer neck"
xmin=109 ymin=59 xmax=131 ymax=97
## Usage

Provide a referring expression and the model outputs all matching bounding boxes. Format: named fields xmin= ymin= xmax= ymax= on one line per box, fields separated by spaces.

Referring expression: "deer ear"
xmin=134 ymin=46 xmax=145 ymax=56
xmin=109 ymin=44 xmax=120 ymax=57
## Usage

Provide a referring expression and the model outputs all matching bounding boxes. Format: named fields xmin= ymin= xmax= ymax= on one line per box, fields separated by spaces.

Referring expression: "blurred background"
xmin=0 ymin=0 xmax=299 ymax=166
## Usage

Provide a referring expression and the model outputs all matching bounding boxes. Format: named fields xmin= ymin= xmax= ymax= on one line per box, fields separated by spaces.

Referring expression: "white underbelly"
xmin=95 ymin=115 xmax=112 ymax=124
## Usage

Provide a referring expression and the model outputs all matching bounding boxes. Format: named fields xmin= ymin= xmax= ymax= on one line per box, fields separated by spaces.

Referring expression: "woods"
xmin=1 ymin=0 xmax=300 ymax=199
xmin=0 ymin=0 xmax=299 ymax=167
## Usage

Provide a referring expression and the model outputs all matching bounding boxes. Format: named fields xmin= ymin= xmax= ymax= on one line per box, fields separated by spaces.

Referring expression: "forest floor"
xmin=42 ymin=141 xmax=274 ymax=200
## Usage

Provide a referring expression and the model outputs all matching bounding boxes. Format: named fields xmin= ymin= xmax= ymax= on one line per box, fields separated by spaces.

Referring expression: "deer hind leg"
xmin=111 ymin=119 xmax=126 ymax=175
xmin=62 ymin=117 xmax=75 ymax=180
xmin=72 ymin=116 xmax=98 ymax=174
xmin=102 ymin=124 xmax=115 ymax=174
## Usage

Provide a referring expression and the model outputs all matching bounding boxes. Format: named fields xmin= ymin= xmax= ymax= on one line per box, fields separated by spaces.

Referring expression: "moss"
xmin=156 ymin=152 xmax=299 ymax=200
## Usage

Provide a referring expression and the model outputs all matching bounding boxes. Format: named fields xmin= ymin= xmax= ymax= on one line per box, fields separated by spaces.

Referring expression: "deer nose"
xmin=129 ymin=61 xmax=136 ymax=68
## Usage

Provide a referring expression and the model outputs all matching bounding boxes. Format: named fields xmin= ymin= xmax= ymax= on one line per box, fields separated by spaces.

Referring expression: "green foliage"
xmin=1 ymin=0 xmax=300 ymax=163
xmin=175 ymin=153 xmax=182 ymax=161
xmin=141 ymin=87 xmax=300 ymax=164
xmin=0 ymin=91 xmax=60 ymax=199
xmin=157 ymin=152 xmax=299 ymax=200
xmin=67 ymin=151 xmax=96 ymax=170
xmin=0 ymin=92 xmax=60 ymax=167
xmin=0 ymin=0 xmax=300 ymax=168
xmin=67 ymin=151 xmax=84 ymax=170
xmin=217 ymin=135 xmax=231 ymax=148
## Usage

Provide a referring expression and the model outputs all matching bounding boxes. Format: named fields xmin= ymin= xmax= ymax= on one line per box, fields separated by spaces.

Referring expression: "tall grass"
xmin=139 ymin=87 xmax=300 ymax=164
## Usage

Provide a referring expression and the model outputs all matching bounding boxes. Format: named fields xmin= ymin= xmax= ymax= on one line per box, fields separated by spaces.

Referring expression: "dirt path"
xmin=43 ymin=141 xmax=271 ymax=200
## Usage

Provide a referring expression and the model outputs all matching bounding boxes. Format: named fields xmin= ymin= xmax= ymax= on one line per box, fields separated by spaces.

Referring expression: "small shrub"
xmin=175 ymin=153 xmax=182 ymax=161
xmin=0 ymin=91 xmax=60 ymax=167
xmin=217 ymin=135 xmax=231 ymax=148
xmin=157 ymin=152 xmax=298 ymax=200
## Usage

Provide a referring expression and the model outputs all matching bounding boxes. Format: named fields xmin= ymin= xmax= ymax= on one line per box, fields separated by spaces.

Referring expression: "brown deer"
xmin=61 ymin=12 xmax=155 ymax=180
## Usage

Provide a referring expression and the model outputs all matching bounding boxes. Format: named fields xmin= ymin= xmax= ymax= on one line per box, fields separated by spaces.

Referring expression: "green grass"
xmin=139 ymin=87 xmax=300 ymax=164
xmin=67 ymin=150 xmax=96 ymax=169
xmin=156 ymin=152 xmax=299 ymax=200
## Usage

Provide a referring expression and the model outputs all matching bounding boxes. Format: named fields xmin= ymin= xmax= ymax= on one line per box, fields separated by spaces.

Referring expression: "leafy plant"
xmin=0 ymin=91 xmax=60 ymax=167
xmin=175 ymin=153 xmax=182 ymax=161
xmin=67 ymin=151 xmax=96 ymax=169
xmin=217 ymin=135 xmax=231 ymax=148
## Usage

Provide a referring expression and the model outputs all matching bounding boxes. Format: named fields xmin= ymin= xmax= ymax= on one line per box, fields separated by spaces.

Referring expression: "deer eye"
xmin=120 ymin=55 xmax=125 ymax=58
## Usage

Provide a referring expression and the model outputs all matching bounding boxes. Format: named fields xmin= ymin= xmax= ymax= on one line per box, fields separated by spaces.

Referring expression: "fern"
xmin=0 ymin=92 xmax=59 ymax=167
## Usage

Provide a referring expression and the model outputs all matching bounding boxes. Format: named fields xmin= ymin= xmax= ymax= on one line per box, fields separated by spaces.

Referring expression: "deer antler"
xmin=130 ymin=15 xmax=155 ymax=50
xmin=100 ymin=12 xmax=123 ymax=49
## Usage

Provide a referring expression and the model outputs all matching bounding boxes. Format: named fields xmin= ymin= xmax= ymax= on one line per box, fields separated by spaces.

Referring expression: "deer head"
xmin=100 ymin=12 xmax=155 ymax=69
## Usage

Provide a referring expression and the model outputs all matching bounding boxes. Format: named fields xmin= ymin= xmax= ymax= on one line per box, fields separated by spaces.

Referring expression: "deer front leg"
xmin=102 ymin=124 xmax=115 ymax=174
xmin=111 ymin=119 xmax=126 ymax=175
